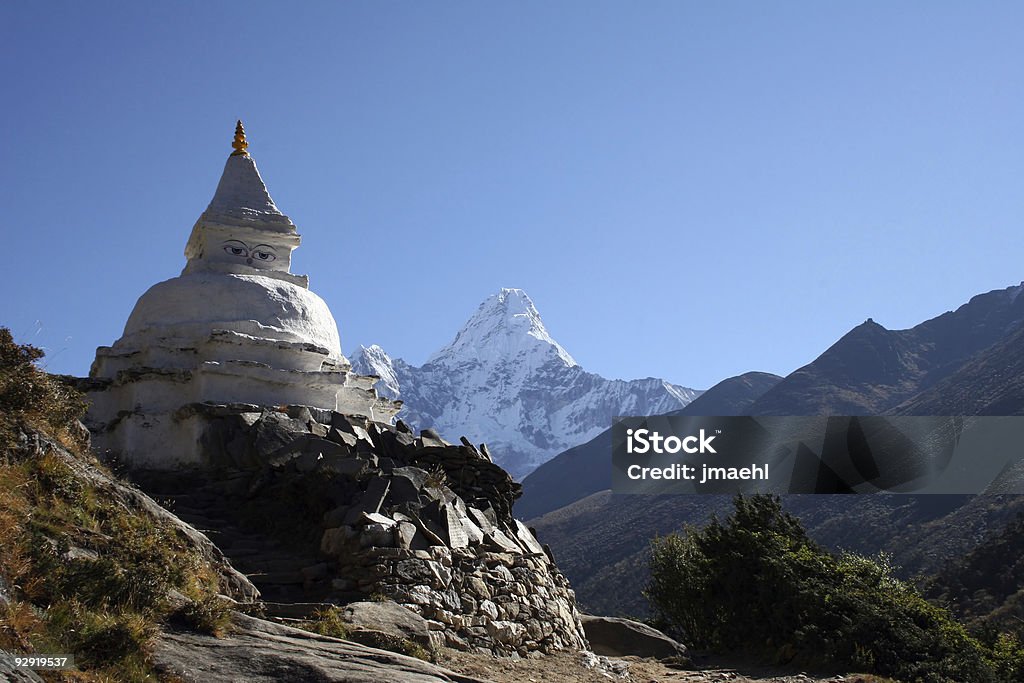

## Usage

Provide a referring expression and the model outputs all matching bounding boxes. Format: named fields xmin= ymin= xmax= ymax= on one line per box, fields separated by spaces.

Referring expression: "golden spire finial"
xmin=231 ymin=119 xmax=249 ymax=156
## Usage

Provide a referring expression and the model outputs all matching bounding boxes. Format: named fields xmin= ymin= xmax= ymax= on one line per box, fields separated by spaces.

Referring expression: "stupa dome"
xmin=121 ymin=272 xmax=343 ymax=360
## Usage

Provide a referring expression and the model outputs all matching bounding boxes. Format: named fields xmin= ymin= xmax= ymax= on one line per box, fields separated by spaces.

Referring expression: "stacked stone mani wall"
xmin=118 ymin=402 xmax=588 ymax=656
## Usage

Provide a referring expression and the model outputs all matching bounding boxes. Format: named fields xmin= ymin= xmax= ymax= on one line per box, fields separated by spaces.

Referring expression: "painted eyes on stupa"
xmin=221 ymin=240 xmax=277 ymax=262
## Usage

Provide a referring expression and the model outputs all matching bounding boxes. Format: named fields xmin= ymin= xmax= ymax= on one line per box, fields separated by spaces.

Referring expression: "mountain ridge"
xmin=747 ymin=283 xmax=1024 ymax=415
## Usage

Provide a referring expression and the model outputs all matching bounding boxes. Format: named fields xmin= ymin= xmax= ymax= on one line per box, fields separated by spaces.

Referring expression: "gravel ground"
xmin=436 ymin=649 xmax=892 ymax=683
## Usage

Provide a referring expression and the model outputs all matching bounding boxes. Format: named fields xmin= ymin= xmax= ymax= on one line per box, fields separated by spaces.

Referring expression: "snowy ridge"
xmin=352 ymin=289 xmax=701 ymax=479
xmin=428 ymin=288 xmax=578 ymax=368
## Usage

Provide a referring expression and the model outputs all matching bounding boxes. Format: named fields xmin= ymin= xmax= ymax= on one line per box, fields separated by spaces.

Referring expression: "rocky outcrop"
xmin=339 ymin=601 xmax=437 ymax=651
xmin=132 ymin=402 xmax=588 ymax=656
xmin=580 ymin=615 xmax=687 ymax=660
xmin=152 ymin=611 xmax=486 ymax=683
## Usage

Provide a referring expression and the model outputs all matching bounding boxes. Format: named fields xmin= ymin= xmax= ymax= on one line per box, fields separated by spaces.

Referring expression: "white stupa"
xmin=85 ymin=122 xmax=398 ymax=467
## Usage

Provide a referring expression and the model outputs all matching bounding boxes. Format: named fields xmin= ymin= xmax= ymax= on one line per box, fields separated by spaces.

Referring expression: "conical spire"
xmin=231 ymin=120 xmax=249 ymax=157
xmin=198 ymin=121 xmax=292 ymax=229
xmin=182 ymin=122 xmax=303 ymax=281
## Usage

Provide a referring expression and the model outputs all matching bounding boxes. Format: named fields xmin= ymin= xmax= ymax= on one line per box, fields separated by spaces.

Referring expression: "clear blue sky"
xmin=2 ymin=2 xmax=1021 ymax=389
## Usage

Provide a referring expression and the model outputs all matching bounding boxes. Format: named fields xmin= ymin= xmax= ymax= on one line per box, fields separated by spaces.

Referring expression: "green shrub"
xmin=987 ymin=631 xmax=1024 ymax=681
xmin=647 ymin=494 xmax=998 ymax=682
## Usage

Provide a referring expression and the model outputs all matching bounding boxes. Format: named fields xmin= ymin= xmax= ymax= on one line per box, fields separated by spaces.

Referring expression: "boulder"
xmin=485 ymin=619 xmax=525 ymax=644
xmin=328 ymin=426 xmax=358 ymax=448
xmin=580 ymin=614 xmax=686 ymax=660
xmin=340 ymin=600 xmax=435 ymax=649
xmin=378 ymin=429 xmax=416 ymax=459
xmin=486 ymin=527 xmax=522 ymax=554
xmin=418 ymin=429 xmax=448 ymax=448
xmin=267 ymin=434 xmax=349 ymax=469
xmin=390 ymin=466 xmax=429 ymax=503
xmin=252 ymin=411 xmax=308 ymax=456
xmin=319 ymin=453 xmax=367 ymax=478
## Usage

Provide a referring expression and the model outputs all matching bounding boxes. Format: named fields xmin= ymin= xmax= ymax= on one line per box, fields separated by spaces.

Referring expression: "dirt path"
xmin=437 ymin=650 xmax=886 ymax=683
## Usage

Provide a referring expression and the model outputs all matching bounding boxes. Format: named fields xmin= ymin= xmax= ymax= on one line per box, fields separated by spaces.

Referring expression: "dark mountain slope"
xmin=516 ymin=371 xmax=780 ymax=520
xmin=896 ymin=322 xmax=1024 ymax=416
xmin=671 ymin=371 xmax=782 ymax=416
xmin=926 ymin=511 xmax=1024 ymax=630
xmin=748 ymin=284 xmax=1024 ymax=415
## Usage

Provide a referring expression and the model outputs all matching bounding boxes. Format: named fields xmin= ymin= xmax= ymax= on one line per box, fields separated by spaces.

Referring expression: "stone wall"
xmin=126 ymin=402 xmax=588 ymax=656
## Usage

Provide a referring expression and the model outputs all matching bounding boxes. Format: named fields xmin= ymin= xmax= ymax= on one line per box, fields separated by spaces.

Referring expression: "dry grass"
xmin=0 ymin=328 xmax=232 ymax=680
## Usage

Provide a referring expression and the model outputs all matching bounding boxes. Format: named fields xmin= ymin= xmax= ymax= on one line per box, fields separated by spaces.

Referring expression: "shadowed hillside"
xmin=748 ymin=284 xmax=1024 ymax=415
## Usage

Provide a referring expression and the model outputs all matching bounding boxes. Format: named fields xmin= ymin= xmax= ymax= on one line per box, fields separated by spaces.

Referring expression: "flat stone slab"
xmin=152 ymin=612 xmax=486 ymax=683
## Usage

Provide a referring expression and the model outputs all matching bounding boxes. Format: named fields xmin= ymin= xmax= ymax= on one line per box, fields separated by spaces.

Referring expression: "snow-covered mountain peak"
xmin=428 ymin=288 xmax=578 ymax=368
xmin=353 ymin=344 xmax=401 ymax=398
